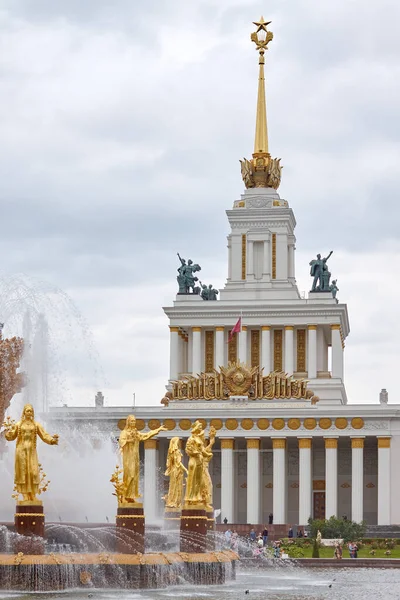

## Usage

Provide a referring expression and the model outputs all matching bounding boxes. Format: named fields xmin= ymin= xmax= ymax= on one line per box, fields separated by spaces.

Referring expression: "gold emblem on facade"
xmin=335 ymin=418 xmax=348 ymax=430
xmin=288 ymin=418 xmax=300 ymax=430
xmin=319 ymin=418 xmax=332 ymax=430
xmin=241 ymin=419 xmax=254 ymax=430
xmin=257 ymin=418 xmax=270 ymax=430
xmin=179 ymin=419 xmax=192 ymax=430
xmin=304 ymin=418 xmax=317 ymax=430
xmin=351 ymin=417 xmax=364 ymax=429
xmin=226 ymin=419 xmax=238 ymax=430
xmin=163 ymin=419 xmax=176 ymax=431
xmin=148 ymin=419 xmax=161 ymax=430
xmin=210 ymin=419 xmax=223 ymax=430
xmin=272 ymin=418 xmax=285 ymax=430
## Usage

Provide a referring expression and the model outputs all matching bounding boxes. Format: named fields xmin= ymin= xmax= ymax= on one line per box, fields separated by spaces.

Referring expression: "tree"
xmin=308 ymin=516 xmax=366 ymax=543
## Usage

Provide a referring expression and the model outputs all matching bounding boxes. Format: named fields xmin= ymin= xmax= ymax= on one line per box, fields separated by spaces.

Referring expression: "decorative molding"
xmin=290 ymin=481 xmax=299 ymax=488
xmin=272 ymin=438 xmax=286 ymax=449
xmin=364 ymin=421 xmax=389 ymax=431
xmin=341 ymin=482 xmax=351 ymax=488
xmin=335 ymin=418 xmax=348 ymax=430
xmin=272 ymin=233 xmax=277 ymax=279
xmin=144 ymin=439 xmax=158 ymax=449
xmin=148 ymin=419 xmax=161 ymax=430
xmin=297 ymin=329 xmax=306 ymax=373
xmin=273 ymin=329 xmax=282 ymax=371
xmin=319 ymin=418 xmax=332 ymax=430
xmin=288 ymin=418 xmax=300 ymax=430
xmin=246 ymin=438 xmax=260 ymax=449
xmin=272 ymin=418 xmax=285 ymax=430
xmin=251 ymin=329 xmax=260 ymax=368
xmin=366 ymin=482 xmax=376 ymax=488
xmin=241 ymin=418 xmax=254 ymax=430
xmin=242 ymin=234 xmax=246 ymax=280
xmin=351 ymin=438 xmax=364 ymax=449
xmin=240 ymin=482 xmax=247 ymax=488
xmin=230 ymin=221 xmax=288 ymax=229
xmin=169 ymin=326 xmax=179 ymax=332
xmin=298 ymin=438 xmax=312 ymax=449
xmin=308 ymin=325 xmax=317 ymax=330
xmin=179 ymin=419 xmax=192 ymax=430
xmin=303 ymin=418 xmax=317 ymax=430
xmin=257 ymin=418 xmax=270 ymax=430
xmin=265 ymin=482 xmax=273 ymax=488
xmin=351 ymin=417 xmax=364 ymax=429
xmin=163 ymin=419 xmax=176 ymax=431
xmin=377 ymin=437 xmax=391 ymax=448
xmin=285 ymin=325 xmax=294 ymax=331
xmin=192 ymin=327 xmax=202 ymax=332
xmin=205 ymin=330 xmax=214 ymax=372
xmin=215 ymin=326 xmax=224 ymax=332
xmin=324 ymin=438 xmax=338 ymax=449
xmin=221 ymin=439 xmax=235 ymax=449
xmin=228 ymin=332 xmax=237 ymax=364
xmin=225 ymin=418 xmax=238 ymax=431
xmin=331 ymin=324 xmax=341 ymax=330
xmin=210 ymin=419 xmax=223 ymax=430
xmin=313 ymin=480 xmax=325 ymax=490
xmin=261 ymin=325 xmax=271 ymax=331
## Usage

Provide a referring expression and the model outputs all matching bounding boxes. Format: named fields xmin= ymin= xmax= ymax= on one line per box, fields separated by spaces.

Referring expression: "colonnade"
xmin=169 ymin=324 xmax=344 ymax=380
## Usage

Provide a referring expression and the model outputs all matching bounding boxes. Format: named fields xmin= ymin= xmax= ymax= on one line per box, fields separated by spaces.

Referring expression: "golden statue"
xmin=200 ymin=425 xmax=216 ymax=511
xmin=163 ymin=437 xmax=188 ymax=509
xmin=184 ymin=420 xmax=212 ymax=507
xmin=4 ymin=404 xmax=58 ymax=503
xmin=119 ymin=415 xmax=166 ymax=504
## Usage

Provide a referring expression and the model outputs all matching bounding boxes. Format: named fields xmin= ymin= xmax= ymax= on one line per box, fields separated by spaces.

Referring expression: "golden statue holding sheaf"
xmin=117 ymin=414 xmax=166 ymax=504
xmin=163 ymin=437 xmax=188 ymax=509
xmin=3 ymin=404 xmax=58 ymax=503
xmin=184 ymin=420 xmax=216 ymax=509
xmin=200 ymin=425 xmax=216 ymax=511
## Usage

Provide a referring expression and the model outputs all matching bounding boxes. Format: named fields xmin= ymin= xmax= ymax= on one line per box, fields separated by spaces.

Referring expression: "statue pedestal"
xmin=14 ymin=503 xmax=45 ymax=554
xmin=116 ymin=503 xmax=145 ymax=554
xmin=164 ymin=507 xmax=181 ymax=530
xmin=180 ymin=506 xmax=207 ymax=553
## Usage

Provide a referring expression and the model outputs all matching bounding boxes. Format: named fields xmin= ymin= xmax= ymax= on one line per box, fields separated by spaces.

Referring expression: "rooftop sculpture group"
xmin=177 ymin=253 xmax=218 ymax=300
xmin=309 ymin=250 xmax=339 ymax=299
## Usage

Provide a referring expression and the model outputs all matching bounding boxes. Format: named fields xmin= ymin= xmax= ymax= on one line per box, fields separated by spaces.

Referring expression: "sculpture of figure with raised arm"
xmin=119 ymin=415 xmax=167 ymax=504
xmin=4 ymin=404 xmax=58 ymax=503
xmin=163 ymin=437 xmax=188 ymax=509
xmin=309 ymin=251 xmax=333 ymax=291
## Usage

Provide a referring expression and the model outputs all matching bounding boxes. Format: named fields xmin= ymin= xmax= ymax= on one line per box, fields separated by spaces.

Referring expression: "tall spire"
xmin=240 ymin=18 xmax=282 ymax=190
xmin=252 ymin=16 xmax=272 ymax=154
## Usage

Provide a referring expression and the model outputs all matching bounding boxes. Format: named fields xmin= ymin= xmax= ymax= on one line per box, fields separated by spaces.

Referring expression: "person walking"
xmin=288 ymin=527 xmax=293 ymax=539
xmin=262 ymin=526 xmax=269 ymax=546
xmin=249 ymin=528 xmax=256 ymax=543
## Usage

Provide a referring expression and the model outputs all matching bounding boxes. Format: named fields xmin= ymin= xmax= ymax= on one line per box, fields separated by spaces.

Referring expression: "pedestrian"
xmin=268 ymin=512 xmax=273 ymax=525
xmin=273 ymin=540 xmax=281 ymax=558
xmin=348 ymin=541 xmax=354 ymax=558
xmin=249 ymin=528 xmax=256 ymax=543
xmin=353 ymin=542 xmax=358 ymax=558
xmin=230 ymin=530 xmax=239 ymax=552
xmin=262 ymin=526 xmax=268 ymax=546
xmin=224 ymin=528 xmax=232 ymax=549
xmin=257 ymin=534 xmax=263 ymax=549
xmin=334 ymin=543 xmax=343 ymax=559
xmin=223 ymin=517 xmax=228 ymax=525
xmin=288 ymin=527 xmax=293 ymax=539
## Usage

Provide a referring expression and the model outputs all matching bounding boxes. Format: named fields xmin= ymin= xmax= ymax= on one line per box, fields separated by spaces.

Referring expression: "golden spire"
xmin=251 ymin=16 xmax=272 ymax=154
xmin=240 ymin=18 xmax=282 ymax=190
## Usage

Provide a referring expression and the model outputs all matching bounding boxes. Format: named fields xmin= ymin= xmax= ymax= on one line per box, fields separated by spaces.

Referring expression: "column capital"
xmin=298 ymin=438 xmax=312 ymax=449
xmin=351 ymin=438 xmax=365 ymax=449
xmin=331 ymin=324 xmax=341 ymax=330
xmin=192 ymin=326 xmax=202 ymax=332
xmin=241 ymin=326 xmax=248 ymax=331
xmin=272 ymin=438 xmax=286 ymax=449
xmin=324 ymin=437 xmax=338 ymax=449
xmin=246 ymin=438 xmax=260 ymax=449
xmin=169 ymin=326 xmax=179 ymax=332
xmin=308 ymin=325 xmax=317 ymax=330
xmin=144 ymin=439 xmax=158 ymax=449
xmin=221 ymin=438 xmax=235 ymax=449
xmin=215 ymin=326 xmax=225 ymax=331
xmin=377 ymin=436 xmax=391 ymax=448
xmin=261 ymin=325 xmax=271 ymax=331
xmin=285 ymin=325 xmax=294 ymax=331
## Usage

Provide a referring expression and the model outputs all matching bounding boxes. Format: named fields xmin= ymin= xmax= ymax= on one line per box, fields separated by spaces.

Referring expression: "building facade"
xmin=47 ymin=20 xmax=400 ymax=527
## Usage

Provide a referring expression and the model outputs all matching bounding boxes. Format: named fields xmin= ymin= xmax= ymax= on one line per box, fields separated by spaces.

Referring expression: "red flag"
xmin=228 ymin=317 xmax=242 ymax=343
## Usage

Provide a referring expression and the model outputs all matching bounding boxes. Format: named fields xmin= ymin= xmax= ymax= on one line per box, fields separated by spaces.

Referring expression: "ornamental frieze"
xmin=162 ymin=361 xmax=319 ymax=403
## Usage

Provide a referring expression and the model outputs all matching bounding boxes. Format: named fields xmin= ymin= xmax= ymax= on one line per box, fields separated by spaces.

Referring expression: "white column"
xmin=308 ymin=325 xmax=317 ymax=379
xmin=351 ymin=437 xmax=364 ymax=523
xmin=261 ymin=326 xmax=271 ymax=373
xmin=263 ymin=239 xmax=270 ymax=277
xmin=298 ymin=438 xmax=312 ymax=525
xmin=221 ymin=439 xmax=235 ymax=523
xmin=239 ymin=326 xmax=247 ymax=363
xmin=378 ymin=437 xmax=391 ymax=525
xmin=325 ymin=438 xmax=338 ymax=519
xmin=284 ymin=326 xmax=294 ymax=375
xmin=331 ymin=324 xmax=344 ymax=380
xmin=247 ymin=240 xmax=254 ymax=277
xmin=272 ymin=438 xmax=287 ymax=524
xmin=288 ymin=241 xmax=295 ymax=280
xmin=246 ymin=439 xmax=260 ymax=524
xmin=192 ymin=326 xmax=202 ymax=375
xmin=144 ymin=439 xmax=158 ymax=523
xmin=215 ymin=327 xmax=225 ymax=369
xmin=169 ymin=326 xmax=179 ymax=380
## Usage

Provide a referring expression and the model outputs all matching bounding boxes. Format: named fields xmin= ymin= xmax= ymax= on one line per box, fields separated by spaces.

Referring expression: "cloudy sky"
xmin=0 ymin=0 xmax=399 ymax=409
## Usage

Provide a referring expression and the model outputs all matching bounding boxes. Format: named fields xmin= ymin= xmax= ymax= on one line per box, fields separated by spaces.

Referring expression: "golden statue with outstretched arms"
xmin=4 ymin=404 xmax=58 ymax=503
xmin=119 ymin=414 xmax=166 ymax=503
xmin=163 ymin=437 xmax=188 ymax=509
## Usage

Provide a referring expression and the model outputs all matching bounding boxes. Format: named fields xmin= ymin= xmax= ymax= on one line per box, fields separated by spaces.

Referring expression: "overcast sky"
xmin=0 ymin=0 xmax=399 ymax=409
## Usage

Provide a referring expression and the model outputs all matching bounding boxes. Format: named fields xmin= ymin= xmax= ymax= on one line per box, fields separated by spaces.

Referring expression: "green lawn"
xmin=292 ymin=545 xmax=400 ymax=559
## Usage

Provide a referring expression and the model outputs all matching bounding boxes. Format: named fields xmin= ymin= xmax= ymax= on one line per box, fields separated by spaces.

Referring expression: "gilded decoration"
xmin=228 ymin=333 xmax=238 ymax=363
xmin=205 ymin=330 xmax=214 ymax=373
xmin=272 ymin=418 xmax=285 ymax=430
xmin=210 ymin=419 xmax=223 ymax=430
xmin=378 ymin=437 xmax=391 ymax=448
xmin=288 ymin=418 xmax=300 ymax=430
xmin=313 ymin=480 xmax=325 ymax=491
xmin=272 ymin=233 xmax=277 ymax=279
xmin=118 ymin=418 xmax=145 ymax=431
xmin=351 ymin=417 xmax=364 ymax=429
xmin=296 ymin=329 xmax=306 ymax=372
xmin=290 ymin=482 xmax=299 ymax=488
xmin=148 ymin=419 xmax=161 ymax=430
xmin=366 ymin=482 xmax=375 ymax=488
xmin=221 ymin=439 xmax=234 ymax=449
xmin=303 ymin=418 xmax=317 ymax=430
xmin=226 ymin=419 xmax=238 ymax=431
xmin=335 ymin=418 xmax=348 ymax=430
xmin=251 ymin=330 xmax=260 ymax=368
xmin=198 ymin=419 xmax=207 ymax=429
xmin=265 ymin=482 xmax=273 ymax=488
xmin=341 ymin=482 xmax=350 ymax=488
xmin=257 ymin=418 xmax=270 ymax=430
xmin=324 ymin=438 xmax=338 ymax=449
xmin=351 ymin=438 xmax=364 ymax=449
xmin=298 ymin=438 xmax=312 ymax=449
xmin=144 ymin=439 xmax=158 ymax=449
xmin=169 ymin=360 xmax=317 ymax=402
xmin=0 ymin=335 xmax=25 ymax=426
xmin=179 ymin=419 xmax=192 ymax=431
xmin=319 ymin=418 xmax=332 ymax=430
xmin=241 ymin=419 xmax=254 ymax=430
xmin=273 ymin=330 xmax=282 ymax=371
xmin=242 ymin=234 xmax=246 ymax=280
xmin=272 ymin=438 xmax=286 ymax=449
xmin=163 ymin=419 xmax=176 ymax=431
xmin=246 ymin=439 xmax=260 ymax=449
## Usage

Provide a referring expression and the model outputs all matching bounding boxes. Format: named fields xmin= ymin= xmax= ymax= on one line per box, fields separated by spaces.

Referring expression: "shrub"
xmin=386 ymin=540 xmax=395 ymax=549
xmin=371 ymin=542 xmax=378 ymax=550
xmin=286 ymin=546 xmax=304 ymax=558
xmin=308 ymin=516 xmax=366 ymax=543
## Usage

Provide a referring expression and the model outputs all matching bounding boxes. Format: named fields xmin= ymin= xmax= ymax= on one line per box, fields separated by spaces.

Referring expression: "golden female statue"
xmin=184 ymin=420 xmax=212 ymax=507
xmin=163 ymin=437 xmax=188 ymax=509
xmin=200 ymin=425 xmax=216 ymax=511
xmin=4 ymin=404 xmax=58 ymax=503
xmin=119 ymin=415 xmax=166 ymax=504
